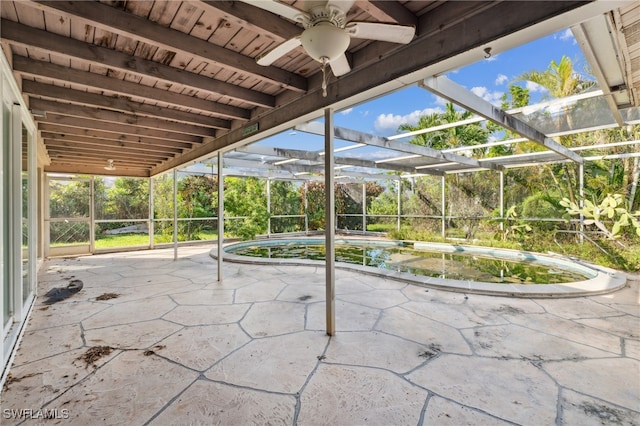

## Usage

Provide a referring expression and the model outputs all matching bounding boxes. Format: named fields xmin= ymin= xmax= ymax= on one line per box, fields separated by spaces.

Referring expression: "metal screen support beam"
xmin=295 ymin=122 xmax=489 ymax=172
xmin=324 ymin=108 xmax=336 ymax=336
xmin=304 ymin=180 xmax=309 ymax=234
xmin=397 ymin=178 xmax=401 ymax=231
xmin=499 ymin=171 xmax=504 ymax=232
xmin=441 ymin=176 xmax=446 ymax=238
xmin=218 ymin=151 xmax=224 ymax=282
xmin=362 ymin=182 xmax=366 ymax=233
xmin=266 ymin=178 xmax=271 ymax=237
xmin=173 ymin=168 xmax=178 ymax=261
xmin=421 ymin=76 xmax=583 ymax=164
xmin=149 ymin=177 xmax=154 ymax=249
xmin=579 ymin=163 xmax=584 ymax=244
xmin=90 ymin=176 xmax=95 ymax=254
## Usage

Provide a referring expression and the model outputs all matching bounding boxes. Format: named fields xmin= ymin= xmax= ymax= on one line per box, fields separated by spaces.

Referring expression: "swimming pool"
xmin=215 ymin=238 xmax=626 ymax=297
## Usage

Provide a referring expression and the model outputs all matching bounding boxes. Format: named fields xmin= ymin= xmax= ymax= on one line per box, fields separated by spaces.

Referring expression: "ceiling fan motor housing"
xmin=301 ymin=22 xmax=350 ymax=62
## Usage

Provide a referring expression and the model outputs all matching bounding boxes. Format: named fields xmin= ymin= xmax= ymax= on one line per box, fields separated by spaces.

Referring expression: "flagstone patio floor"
xmin=2 ymin=245 xmax=639 ymax=425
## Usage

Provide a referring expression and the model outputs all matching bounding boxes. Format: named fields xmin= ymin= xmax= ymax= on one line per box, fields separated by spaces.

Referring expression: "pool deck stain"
xmin=2 ymin=245 xmax=639 ymax=425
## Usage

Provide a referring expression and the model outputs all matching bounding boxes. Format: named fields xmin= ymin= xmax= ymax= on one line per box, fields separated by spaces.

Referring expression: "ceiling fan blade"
xmin=330 ymin=53 xmax=351 ymax=76
xmin=256 ymin=37 xmax=302 ymax=66
xmin=345 ymin=22 xmax=415 ymax=44
xmin=241 ymin=0 xmax=309 ymax=23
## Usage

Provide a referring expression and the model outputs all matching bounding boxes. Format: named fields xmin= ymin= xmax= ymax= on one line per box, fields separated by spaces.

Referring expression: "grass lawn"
xmin=95 ymin=233 xmax=150 ymax=249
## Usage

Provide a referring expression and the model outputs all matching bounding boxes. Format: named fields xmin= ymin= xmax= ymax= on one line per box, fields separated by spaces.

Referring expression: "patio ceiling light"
xmin=104 ymin=159 xmax=116 ymax=171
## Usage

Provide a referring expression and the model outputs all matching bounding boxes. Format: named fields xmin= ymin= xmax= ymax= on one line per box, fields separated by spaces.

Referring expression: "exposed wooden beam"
xmin=38 ymin=114 xmax=203 ymax=145
xmin=421 ymin=76 xmax=583 ymax=163
xmin=45 ymin=140 xmax=171 ymax=158
xmin=45 ymin=142 xmax=172 ymax=161
xmin=201 ymin=1 xmax=301 ymax=41
xmin=38 ymin=124 xmax=195 ymax=149
xmin=357 ymin=1 xmax=417 ymax=27
xmin=46 ymin=153 xmax=148 ymax=165
xmin=44 ymin=162 xmax=149 ymax=177
xmin=14 ymin=56 xmax=250 ymax=121
xmin=23 ymin=80 xmax=230 ymax=129
xmin=33 ymin=0 xmax=307 ymax=92
xmin=29 ymin=98 xmax=217 ymax=138
xmin=41 ymin=133 xmax=184 ymax=155
xmin=47 ymin=148 xmax=165 ymax=165
xmin=1 ymin=19 xmax=275 ymax=108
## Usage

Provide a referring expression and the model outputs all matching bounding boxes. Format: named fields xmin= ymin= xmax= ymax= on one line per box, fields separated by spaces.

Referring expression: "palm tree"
xmin=517 ymin=55 xmax=596 ymax=203
xmin=397 ymin=111 xmax=442 ymax=148
xmin=398 ymin=102 xmax=488 ymax=150
xmin=518 ymin=55 xmax=595 ymax=100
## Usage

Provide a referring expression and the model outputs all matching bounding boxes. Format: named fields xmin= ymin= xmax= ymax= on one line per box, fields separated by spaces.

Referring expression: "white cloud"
xmin=495 ymin=74 xmax=508 ymax=86
xmin=373 ymin=107 xmax=442 ymax=133
xmin=471 ymin=86 xmax=503 ymax=105
xmin=340 ymin=107 xmax=353 ymax=115
xmin=556 ymin=29 xmax=576 ymax=44
xmin=434 ymin=95 xmax=449 ymax=106
xmin=525 ymin=81 xmax=547 ymax=93
xmin=484 ymin=53 xmax=499 ymax=62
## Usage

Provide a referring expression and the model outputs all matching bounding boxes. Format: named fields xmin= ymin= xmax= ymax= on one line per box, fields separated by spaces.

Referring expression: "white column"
xmin=441 ymin=175 xmax=446 ymax=238
xmin=218 ymin=151 xmax=224 ymax=282
xmin=304 ymin=181 xmax=309 ymax=233
xmin=499 ymin=171 xmax=504 ymax=232
xmin=173 ymin=169 xmax=178 ymax=260
xmin=362 ymin=182 xmax=366 ymax=233
xmin=324 ymin=108 xmax=336 ymax=336
xmin=266 ymin=178 xmax=271 ymax=237
xmin=149 ymin=177 xmax=154 ymax=249
xmin=89 ymin=176 xmax=95 ymax=253
xmin=579 ymin=163 xmax=584 ymax=244
xmin=397 ymin=178 xmax=401 ymax=231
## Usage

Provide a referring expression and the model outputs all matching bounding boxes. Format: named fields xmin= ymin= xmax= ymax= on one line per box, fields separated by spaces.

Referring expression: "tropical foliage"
xmin=46 ymin=57 xmax=639 ymax=270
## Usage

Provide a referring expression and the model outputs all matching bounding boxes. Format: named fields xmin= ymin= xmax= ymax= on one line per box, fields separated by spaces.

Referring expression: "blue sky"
xmin=258 ymin=27 xmax=588 ymax=152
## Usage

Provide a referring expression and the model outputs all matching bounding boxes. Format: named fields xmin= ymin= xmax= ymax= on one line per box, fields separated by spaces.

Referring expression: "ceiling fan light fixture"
xmin=301 ymin=23 xmax=350 ymax=63
xmin=104 ymin=159 xmax=116 ymax=171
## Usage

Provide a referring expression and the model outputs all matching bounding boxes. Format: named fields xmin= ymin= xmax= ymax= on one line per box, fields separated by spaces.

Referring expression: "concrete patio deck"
xmin=2 ymin=245 xmax=639 ymax=425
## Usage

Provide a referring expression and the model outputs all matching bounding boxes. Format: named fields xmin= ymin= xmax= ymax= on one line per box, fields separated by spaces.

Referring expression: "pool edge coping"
xmin=210 ymin=238 xmax=627 ymax=298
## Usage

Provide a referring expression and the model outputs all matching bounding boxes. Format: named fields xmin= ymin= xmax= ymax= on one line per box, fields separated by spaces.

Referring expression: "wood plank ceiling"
xmin=0 ymin=0 xmax=625 ymax=177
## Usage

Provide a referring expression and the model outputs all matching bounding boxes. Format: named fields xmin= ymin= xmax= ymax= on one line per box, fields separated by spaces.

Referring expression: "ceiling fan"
xmin=244 ymin=0 xmax=415 ymax=94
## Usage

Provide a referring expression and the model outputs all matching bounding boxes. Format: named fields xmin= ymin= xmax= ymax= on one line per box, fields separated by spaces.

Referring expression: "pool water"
xmin=226 ymin=240 xmax=593 ymax=284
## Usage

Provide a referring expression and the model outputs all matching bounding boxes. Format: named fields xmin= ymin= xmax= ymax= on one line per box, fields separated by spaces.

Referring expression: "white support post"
xmin=499 ymin=171 xmax=504 ymax=232
xmin=89 ymin=176 xmax=95 ymax=254
xmin=362 ymin=182 xmax=366 ymax=233
xmin=218 ymin=151 xmax=224 ymax=282
xmin=324 ymin=108 xmax=336 ymax=336
xmin=266 ymin=178 xmax=271 ymax=237
xmin=304 ymin=181 xmax=309 ymax=233
xmin=173 ymin=169 xmax=178 ymax=261
xmin=441 ymin=175 xmax=446 ymax=239
xmin=149 ymin=177 xmax=154 ymax=249
xmin=397 ymin=178 xmax=401 ymax=232
xmin=579 ymin=163 xmax=584 ymax=244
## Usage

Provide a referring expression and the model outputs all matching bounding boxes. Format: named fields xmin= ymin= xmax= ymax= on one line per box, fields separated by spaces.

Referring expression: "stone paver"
xmin=408 ymin=354 xmax=559 ymax=425
xmin=298 ymin=364 xmax=427 ymax=425
xmin=1 ymin=246 xmax=638 ymax=425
